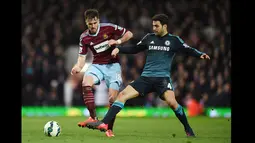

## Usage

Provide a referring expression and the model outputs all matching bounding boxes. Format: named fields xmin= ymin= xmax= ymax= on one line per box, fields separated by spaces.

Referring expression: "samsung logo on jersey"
xmin=149 ymin=45 xmax=170 ymax=51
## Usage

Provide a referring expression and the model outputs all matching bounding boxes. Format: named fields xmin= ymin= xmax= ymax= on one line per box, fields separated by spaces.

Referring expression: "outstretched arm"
xmin=173 ymin=37 xmax=210 ymax=59
xmin=108 ymin=31 xmax=133 ymax=46
xmin=178 ymin=44 xmax=205 ymax=58
xmin=111 ymin=33 xmax=150 ymax=57
xmin=111 ymin=45 xmax=147 ymax=57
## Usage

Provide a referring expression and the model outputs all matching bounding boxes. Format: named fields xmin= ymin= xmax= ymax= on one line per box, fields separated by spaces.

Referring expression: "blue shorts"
xmin=84 ymin=63 xmax=122 ymax=90
xmin=130 ymin=76 xmax=174 ymax=100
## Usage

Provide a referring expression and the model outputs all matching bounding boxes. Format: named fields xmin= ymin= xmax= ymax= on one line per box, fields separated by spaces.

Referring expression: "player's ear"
xmin=163 ymin=24 xmax=167 ymax=30
xmin=85 ymin=19 xmax=88 ymax=25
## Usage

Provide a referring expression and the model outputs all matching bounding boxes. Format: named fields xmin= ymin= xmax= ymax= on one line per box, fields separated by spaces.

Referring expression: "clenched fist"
xmin=111 ymin=48 xmax=120 ymax=58
xmin=200 ymin=54 xmax=210 ymax=60
xmin=71 ymin=65 xmax=82 ymax=75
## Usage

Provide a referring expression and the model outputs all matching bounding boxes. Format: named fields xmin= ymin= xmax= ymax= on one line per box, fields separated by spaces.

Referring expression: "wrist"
xmin=76 ymin=64 xmax=83 ymax=69
xmin=117 ymin=39 xmax=122 ymax=44
xmin=200 ymin=53 xmax=205 ymax=56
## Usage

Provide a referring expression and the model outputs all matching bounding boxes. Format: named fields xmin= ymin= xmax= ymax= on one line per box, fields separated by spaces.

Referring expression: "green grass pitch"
xmin=22 ymin=116 xmax=231 ymax=143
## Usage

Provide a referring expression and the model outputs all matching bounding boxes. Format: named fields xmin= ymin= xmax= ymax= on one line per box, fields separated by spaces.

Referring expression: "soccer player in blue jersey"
xmin=86 ymin=13 xmax=210 ymax=137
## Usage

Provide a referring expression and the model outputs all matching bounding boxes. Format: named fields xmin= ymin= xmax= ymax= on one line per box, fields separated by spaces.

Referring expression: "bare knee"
xmin=109 ymin=95 xmax=117 ymax=103
xmin=82 ymin=75 xmax=94 ymax=87
xmin=116 ymin=85 xmax=139 ymax=103
xmin=117 ymin=91 xmax=127 ymax=102
xmin=163 ymin=90 xmax=178 ymax=109
xmin=166 ymin=100 xmax=178 ymax=109
xmin=108 ymin=89 xmax=119 ymax=103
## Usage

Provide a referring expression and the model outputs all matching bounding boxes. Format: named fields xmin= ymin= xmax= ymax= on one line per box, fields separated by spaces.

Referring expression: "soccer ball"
xmin=43 ymin=121 xmax=61 ymax=137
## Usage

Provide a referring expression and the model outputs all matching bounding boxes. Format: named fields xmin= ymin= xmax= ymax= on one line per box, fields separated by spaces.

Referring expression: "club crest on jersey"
xmin=165 ymin=40 xmax=170 ymax=46
xmin=103 ymin=34 xmax=108 ymax=39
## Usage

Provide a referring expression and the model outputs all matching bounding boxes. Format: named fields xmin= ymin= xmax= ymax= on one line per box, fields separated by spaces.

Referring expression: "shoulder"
xmin=80 ymin=30 xmax=89 ymax=39
xmin=147 ymin=33 xmax=155 ymax=37
xmin=79 ymin=30 xmax=90 ymax=44
xmin=100 ymin=23 xmax=117 ymax=29
xmin=141 ymin=33 xmax=155 ymax=40
xmin=168 ymin=33 xmax=184 ymax=43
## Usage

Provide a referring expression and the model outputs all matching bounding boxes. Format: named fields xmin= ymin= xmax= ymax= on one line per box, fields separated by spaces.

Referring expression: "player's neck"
xmin=159 ymin=31 xmax=168 ymax=37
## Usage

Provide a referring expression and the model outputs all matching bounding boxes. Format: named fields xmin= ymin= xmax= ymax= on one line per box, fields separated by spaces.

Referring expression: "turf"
xmin=22 ymin=116 xmax=231 ymax=143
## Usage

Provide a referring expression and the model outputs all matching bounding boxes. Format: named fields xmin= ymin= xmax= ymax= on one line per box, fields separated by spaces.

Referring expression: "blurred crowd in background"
xmin=22 ymin=0 xmax=231 ymax=112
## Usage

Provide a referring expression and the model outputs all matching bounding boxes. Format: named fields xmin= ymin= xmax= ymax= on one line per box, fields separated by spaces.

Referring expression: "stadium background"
xmin=22 ymin=0 xmax=231 ymax=118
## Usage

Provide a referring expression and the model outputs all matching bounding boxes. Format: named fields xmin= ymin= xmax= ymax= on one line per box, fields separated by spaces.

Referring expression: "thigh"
xmin=153 ymin=77 xmax=174 ymax=100
xmin=102 ymin=63 xmax=122 ymax=90
xmin=129 ymin=76 xmax=153 ymax=96
xmin=84 ymin=64 xmax=104 ymax=85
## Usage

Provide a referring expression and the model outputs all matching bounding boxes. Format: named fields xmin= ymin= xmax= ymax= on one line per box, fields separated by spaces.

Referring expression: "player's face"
xmin=152 ymin=21 xmax=164 ymax=36
xmin=86 ymin=17 xmax=100 ymax=34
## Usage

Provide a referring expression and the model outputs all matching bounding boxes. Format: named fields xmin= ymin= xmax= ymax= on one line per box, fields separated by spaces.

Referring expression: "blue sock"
xmin=102 ymin=101 xmax=124 ymax=124
xmin=174 ymin=104 xmax=191 ymax=130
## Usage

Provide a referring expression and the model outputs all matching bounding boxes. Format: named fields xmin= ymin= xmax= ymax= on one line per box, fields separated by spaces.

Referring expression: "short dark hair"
xmin=152 ymin=14 xmax=169 ymax=26
xmin=84 ymin=9 xmax=99 ymax=20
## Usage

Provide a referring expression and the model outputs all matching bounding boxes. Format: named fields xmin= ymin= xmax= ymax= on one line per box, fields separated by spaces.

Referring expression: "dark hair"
xmin=84 ymin=9 xmax=99 ymax=20
xmin=152 ymin=14 xmax=169 ymax=26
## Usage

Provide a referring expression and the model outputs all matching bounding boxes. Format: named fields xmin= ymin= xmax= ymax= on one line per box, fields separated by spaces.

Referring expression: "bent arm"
xmin=75 ymin=55 xmax=86 ymax=68
xmin=118 ymin=31 xmax=133 ymax=44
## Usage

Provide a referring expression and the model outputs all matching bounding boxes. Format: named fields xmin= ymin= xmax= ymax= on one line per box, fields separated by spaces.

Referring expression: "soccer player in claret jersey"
xmin=70 ymin=9 xmax=133 ymax=137
xmin=86 ymin=14 xmax=210 ymax=137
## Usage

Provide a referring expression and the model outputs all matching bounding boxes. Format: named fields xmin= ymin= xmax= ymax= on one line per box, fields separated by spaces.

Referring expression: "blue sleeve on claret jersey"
xmin=172 ymin=36 xmax=205 ymax=58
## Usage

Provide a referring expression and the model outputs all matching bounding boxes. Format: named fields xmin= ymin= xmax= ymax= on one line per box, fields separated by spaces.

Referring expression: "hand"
xmin=111 ymin=48 xmax=120 ymax=58
xmin=200 ymin=54 xmax=210 ymax=59
xmin=108 ymin=39 xmax=118 ymax=47
xmin=71 ymin=65 xmax=82 ymax=75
